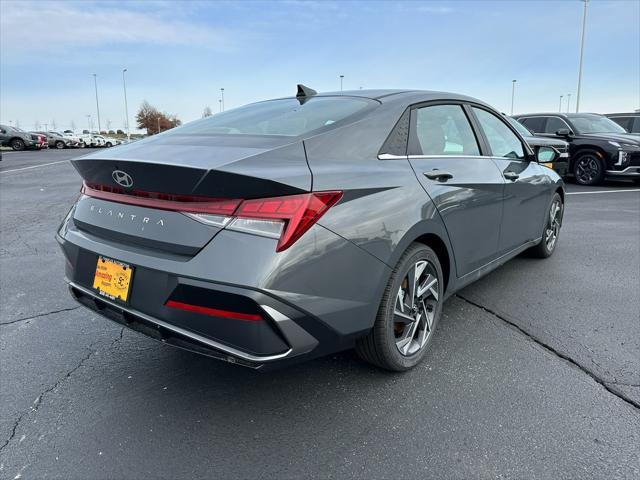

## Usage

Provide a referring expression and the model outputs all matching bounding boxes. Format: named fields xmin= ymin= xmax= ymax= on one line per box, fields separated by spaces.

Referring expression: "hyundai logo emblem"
xmin=112 ymin=170 xmax=133 ymax=188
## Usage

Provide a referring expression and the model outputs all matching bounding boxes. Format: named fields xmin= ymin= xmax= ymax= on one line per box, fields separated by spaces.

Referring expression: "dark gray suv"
xmin=57 ymin=87 xmax=565 ymax=371
xmin=0 ymin=124 xmax=41 ymax=151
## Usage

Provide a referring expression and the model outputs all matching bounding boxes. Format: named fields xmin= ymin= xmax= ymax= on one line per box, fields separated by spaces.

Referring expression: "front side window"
xmin=473 ymin=107 xmax=525 ymax=159
xmin=544 ymin=117 xmax=571 ymax=134
xmin=169 ymin=97 xmax=374 ymax=137
xmin=411 ymin=105 xmax=480 ymax=156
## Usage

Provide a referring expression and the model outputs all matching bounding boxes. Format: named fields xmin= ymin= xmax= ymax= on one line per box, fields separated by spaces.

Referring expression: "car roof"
xmin=605 ymin=112 xmax=639 ymax=116
xmin=515 ymin=112 xmax=607 ymax=118
xmin=283 ymin=89 xmax=492 ymax=111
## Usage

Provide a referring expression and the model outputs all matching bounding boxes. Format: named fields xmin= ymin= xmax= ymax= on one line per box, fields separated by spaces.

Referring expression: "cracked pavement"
xmin=1 ymin=150 xmax=639 ymax=479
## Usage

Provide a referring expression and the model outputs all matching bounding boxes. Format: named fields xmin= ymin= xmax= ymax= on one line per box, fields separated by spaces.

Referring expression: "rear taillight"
xmin=81 ymin=183 xmax=342 ymax=252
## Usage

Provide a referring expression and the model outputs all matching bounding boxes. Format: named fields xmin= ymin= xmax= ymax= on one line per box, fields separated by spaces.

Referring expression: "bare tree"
xmin=51 ymin=119 xmax=57 ymax=130
xmin=202 ymin=106 xmax=213 ymax=118
xmin=34 ymin=120 xmax=41 ymax=130
xmin=70 ymin=120 xmax=76 ymax=131
xmin=136 ymin=100 xmax=181 ymax=135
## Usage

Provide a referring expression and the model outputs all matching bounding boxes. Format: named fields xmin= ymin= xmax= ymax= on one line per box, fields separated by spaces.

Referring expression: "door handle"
xmin=503 ymin=171 xmax=519 ymax=181
xmin=424 ymin=170 xmax=453 ymax=181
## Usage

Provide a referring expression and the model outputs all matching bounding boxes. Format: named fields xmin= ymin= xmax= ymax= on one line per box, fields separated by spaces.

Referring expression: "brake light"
xmin=81 ymin=182 xmax=342 ymax=251
xmin=233 ymin=192 xmax=342 ymax=252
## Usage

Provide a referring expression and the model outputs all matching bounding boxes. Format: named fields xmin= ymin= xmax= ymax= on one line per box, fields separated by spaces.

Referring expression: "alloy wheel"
xmin=575 ymin=155 xmax=600 ymax=185
xmin=545 ymin=199 xmax=562 ymax=251
xmin=393 ymin=260 xmax=439 ymax=356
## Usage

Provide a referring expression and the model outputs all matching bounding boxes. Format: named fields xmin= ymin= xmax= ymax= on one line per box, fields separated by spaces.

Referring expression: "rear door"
xmin=407 ymin=103 xmax=504 ymax=277
xmin=470 ymin=106 xmax=550 ymax=255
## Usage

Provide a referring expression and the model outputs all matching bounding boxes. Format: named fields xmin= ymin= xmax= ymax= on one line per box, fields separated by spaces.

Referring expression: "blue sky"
xmin=1 ymin=0 xmax=638 ymax=133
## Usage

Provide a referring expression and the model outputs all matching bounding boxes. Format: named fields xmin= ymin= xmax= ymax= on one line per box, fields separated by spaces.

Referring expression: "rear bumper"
xmin=56 ymin=199 xmax=390 ymax=368
xmin=68 ymin=281 xmax=320 ymax=369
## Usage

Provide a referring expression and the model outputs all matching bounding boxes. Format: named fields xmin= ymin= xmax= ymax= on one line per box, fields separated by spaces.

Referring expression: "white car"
xmin=102 ymin=137 xmax=121 ymax=147
xmin=90 ymin=135 xmax=106 ymax=147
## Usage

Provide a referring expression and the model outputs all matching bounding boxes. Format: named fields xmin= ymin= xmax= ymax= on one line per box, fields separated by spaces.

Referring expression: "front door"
xmin=407 ymin=104 xmax=505 ymax=277
xmin=470 ymin=107 xmax=550 ymax=254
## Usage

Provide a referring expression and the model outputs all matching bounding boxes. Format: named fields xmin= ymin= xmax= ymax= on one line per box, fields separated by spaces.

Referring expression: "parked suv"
xmin=514 ymin=113 xmax=640 ymax=185
xmin=605 ymin=113 xmax=640 ymax=134
xmin=0 ymin=125 xmax=42 ymax=151
xmin=505 ymin=116 xmax=569 ymax=176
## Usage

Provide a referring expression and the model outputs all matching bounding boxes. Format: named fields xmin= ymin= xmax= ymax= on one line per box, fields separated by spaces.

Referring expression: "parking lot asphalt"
xmin=1 ymin=150 xmax=639 ymax=479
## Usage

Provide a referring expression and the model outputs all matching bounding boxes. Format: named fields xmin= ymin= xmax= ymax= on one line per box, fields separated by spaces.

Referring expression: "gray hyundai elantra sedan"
xmin=57 ymin=86 xmax=564 ymax=371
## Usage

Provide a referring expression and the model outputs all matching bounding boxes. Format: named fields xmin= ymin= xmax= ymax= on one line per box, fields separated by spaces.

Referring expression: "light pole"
xmin=566 ymin=93 xmax=572 ymax=113
xmin=86 ymin=114 xmax=92 ymax=132
xmin=122 ymin=69 xmax=130 ymax=141
xmin=157 ymin=117 xmax=161 ymax=134
xmin=559 ymin=95 xmax=564 ymax=112
xmin=575 ymin=0 xmax=589 ymax=112
xmin=219 ymin=99 xmax=222 ymax=112
xmin=340 ymin=75 xmax=344 ymax=92
xmin=220 ymin=88 xmax=225 ymax=111
xmin=510 ymin=80 xmax=517 ymax=115
xmin=92 ymin=74 xmax=101 ymax=132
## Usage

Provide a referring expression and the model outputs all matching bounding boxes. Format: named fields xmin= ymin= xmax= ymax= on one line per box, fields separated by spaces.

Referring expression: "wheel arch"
xmin=570 ymin=145 xmax=609 ymax=170
xmin=388 ymin=220 xmax=456 ymax=297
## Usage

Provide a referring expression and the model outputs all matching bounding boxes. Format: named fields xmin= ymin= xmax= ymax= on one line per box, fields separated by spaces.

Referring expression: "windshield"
xmin=172 ymin=97 xmax=374 ymax=137
xmin=569 ymin=114 xmax=627 ymax=134
xmin=506 ymin=116 xmax=533 ymax=137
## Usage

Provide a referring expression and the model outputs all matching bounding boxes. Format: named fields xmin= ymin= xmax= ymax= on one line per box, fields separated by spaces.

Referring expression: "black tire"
xmin=79 ymin=141 xmax=86 ymax=148
xmin=105 ymin=142 xmax=113 ymax=147
xmin=356 ymin=243 xmax=444 ymax=371
xmin=55 ymin=141 xmax=65 ymax=149
xmin=573 ymin=151 xmax=605 ymax=186
xmin=529 ymin=193 xmax=563 ymax=258
xmin=10 ymin=138 xmax=25 ymax=151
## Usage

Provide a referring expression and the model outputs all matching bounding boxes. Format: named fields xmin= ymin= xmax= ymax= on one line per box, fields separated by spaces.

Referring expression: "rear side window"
xmin=410 ymin=105 xmax=480 ymax=156
xmin=169 ymin=97 xmax=373 ymax=137
xmin=609 ymin=116 xmax=633 ymax=132
xmin=544 ymin=117 xmax=571 ymax=134
xmin=473 ymin=107 xmax=525 ymax=160
xmin=519 ymin=117 xmax=545 ymax=133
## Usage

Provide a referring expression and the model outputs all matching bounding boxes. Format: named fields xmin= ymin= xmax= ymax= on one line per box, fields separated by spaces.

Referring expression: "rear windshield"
xmin=172 ymin=97 xmax=373 ymax=137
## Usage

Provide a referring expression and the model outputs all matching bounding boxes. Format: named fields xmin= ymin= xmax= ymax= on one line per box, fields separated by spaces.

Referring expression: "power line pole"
xmin=510 ymin=80 xmax=517 ymax=115
xmin=575 ymin=0 xmax=589 ymax=112
xmin=122 ymin=69 xmax=130 ymax=141
xmin=92 ymin=74 xmax=101 ymax=132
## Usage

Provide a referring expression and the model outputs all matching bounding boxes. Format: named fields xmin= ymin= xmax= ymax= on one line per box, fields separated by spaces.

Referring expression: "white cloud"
xmin=0 ymin=1 xmax=236 ymax=56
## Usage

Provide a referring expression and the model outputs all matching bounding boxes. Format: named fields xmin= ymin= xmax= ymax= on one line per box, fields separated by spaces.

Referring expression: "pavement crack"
xmin=0 ymin=306 xmax=81 ymax=326
xmin=456 ymin=294 xmax=640 ymax=411
xmin=0 ymin=327 xmax=125 ymax=453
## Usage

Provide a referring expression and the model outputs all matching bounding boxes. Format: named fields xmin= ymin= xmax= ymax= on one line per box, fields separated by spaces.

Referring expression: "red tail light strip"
xmin=81 ymin=182 xmax=342 ymax=252
xmin=82 ymin=183 xmax=240 ymax=215
xmin=165 ymin=300 xmax=262 ymax=321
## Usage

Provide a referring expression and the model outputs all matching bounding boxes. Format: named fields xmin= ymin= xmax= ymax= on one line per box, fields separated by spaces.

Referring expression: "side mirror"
xmin=556 ymin=128 xmax=572 ymax=137
xmin=536 ymin=146 xmax=559 ymax=164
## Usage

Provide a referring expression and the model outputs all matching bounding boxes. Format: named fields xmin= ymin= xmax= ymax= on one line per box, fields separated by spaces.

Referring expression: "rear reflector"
xmin=81 ymin=182 xmax=342 ymax=251
xmin=165 ymin=300 xmax=262 ymax=321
